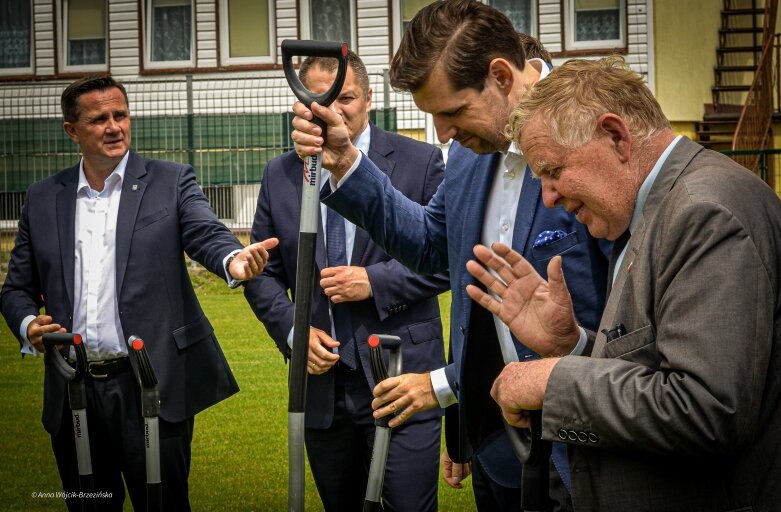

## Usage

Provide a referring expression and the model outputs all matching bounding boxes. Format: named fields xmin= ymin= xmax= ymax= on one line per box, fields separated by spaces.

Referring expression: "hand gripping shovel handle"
xmin=281 ymin=39 xmax=348 ymax=512
xmin=364 ymin=334 xmax=402 ymax=512
xmin=43 ymin=333 xmax=96 ymax=509
xmin=127 ymin=336 xmax=162 ymax=512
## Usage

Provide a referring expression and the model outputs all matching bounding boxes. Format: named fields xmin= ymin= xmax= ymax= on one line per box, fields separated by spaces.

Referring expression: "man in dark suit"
xmin=0 ymin=75 xmax=278 ymax=511
xmin=290 ymin=2 xmax=609 ymax=510
xmin=243 ymin=51 xmax=449 ymax=512
xmin=469 ymin=56 xmax=781 ymax=512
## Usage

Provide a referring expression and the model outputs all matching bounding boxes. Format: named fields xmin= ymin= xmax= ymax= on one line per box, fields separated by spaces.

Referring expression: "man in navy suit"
xmin=291 ymin=1 xmax=609 ymax=510
xmin=244 ymin=51 xmax=449 ymax=511
xmin=0 ymin=75 xmax=278 ymax=511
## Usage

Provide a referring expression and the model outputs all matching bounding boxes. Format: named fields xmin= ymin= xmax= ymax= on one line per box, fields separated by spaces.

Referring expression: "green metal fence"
xmin=0 ymin=72 xmax=418 ymax=270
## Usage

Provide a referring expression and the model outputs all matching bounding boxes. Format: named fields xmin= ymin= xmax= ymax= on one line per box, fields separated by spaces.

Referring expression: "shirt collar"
xmin=354 ymin=123 xmax=371 ymax=154
xmin=77 ymin=152 xmax=130 ymax=197
xmin=628 ymin=135 xmax=683 ymax=234
xmin=530 ymin=58 xmax=552 ymax=80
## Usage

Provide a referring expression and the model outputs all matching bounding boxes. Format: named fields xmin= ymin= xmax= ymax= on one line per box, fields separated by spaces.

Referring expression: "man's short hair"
xmin=519 ymin=33 xmax=552 ymax=63
xmin=299 ymin=49 xmax=370 ymax=100
xmin=508 ymin=56 xmax=671 ymax=149
xmin=61 ymin=75 xmax=129 ymax=123
xmin=390 ymin=0 xmax=526 ymax=93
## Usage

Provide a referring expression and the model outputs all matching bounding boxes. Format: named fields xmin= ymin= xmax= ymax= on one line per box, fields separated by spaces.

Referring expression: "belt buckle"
xmin=87 ymin=361 xmax=110 ymax=379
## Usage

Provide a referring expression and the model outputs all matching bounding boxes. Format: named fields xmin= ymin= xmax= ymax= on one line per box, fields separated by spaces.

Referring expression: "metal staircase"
xmin=696 ymin=0 xmax=767 ymax=150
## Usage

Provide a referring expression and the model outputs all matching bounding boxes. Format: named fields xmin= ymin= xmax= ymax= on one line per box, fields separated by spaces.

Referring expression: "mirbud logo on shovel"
xmin=304 ymin=156 xmax=319 ymax=186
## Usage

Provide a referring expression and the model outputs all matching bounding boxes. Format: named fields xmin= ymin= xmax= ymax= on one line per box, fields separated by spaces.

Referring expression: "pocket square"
xmin=533 ymin=229 xmax=568 ymax=248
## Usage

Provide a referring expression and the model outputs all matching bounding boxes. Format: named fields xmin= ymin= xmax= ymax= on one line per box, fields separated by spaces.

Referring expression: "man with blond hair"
xmin=466 ymin=56 xmax=781 ymax=511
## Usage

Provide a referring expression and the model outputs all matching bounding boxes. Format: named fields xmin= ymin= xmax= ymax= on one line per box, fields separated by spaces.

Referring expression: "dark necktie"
xmin=326 ymin=209 xmax=356 ymax=369
xmin=607 ymin=229 xmax=631 ymax=294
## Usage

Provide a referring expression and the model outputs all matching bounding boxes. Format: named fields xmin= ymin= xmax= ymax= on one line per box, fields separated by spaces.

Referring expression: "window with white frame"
xmin=489 ymin=0 xmax=535 ymax=37
xmin=145 ymin=0 xmax=194 ymax=68
xmin=219 ymin=0 xmax=275 ymax=65
xmin=391 ymin=0 xmax=435 ymax=53
xmin=60 ymin=0 xmax=107 ymax=72
xmin=564 ymin=0 xmax=625 ymax=51
xmin=0 ymin=0 xmax=33 ymax=74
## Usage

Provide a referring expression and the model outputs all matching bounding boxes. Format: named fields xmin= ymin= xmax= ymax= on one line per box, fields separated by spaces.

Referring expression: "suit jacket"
xmin=244 ymin=124 xmax=450 ymax=429
xmin=543 ymin=137 xmax=781 ymax=511
xmin=1 ymin=151 xmax=241 ymax=434
xmin=324 ymin=141 xmax=609 ymax=483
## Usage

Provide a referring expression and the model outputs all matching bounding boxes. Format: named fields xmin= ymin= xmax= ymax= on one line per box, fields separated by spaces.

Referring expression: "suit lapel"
xmin=512 ymin=166 xmax=541 ymax=253
xmin=458 ymin=149 xmax=499 ymax=328
xmin=56 ymin=165 xmax=80 ymax=310
xmin=315 ymin=183 xmax=327 ymax=272
xmin=115 ymin=152 xmax=147 ymax=296
xmin=595 ymin=138 xmax=702 ymax=356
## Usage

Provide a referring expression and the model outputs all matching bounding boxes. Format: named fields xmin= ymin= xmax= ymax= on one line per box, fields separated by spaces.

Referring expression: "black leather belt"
xmin=86 ymin=357 xmax=132 ymax=379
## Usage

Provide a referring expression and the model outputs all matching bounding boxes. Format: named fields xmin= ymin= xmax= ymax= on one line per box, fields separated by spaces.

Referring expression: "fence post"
xmin=760 ymin=150 xmax=768 ymax=182
xmin=186 ymin=75 xmax=195 ymax=167
xmin=383 ymin=68 xmax=390 ymax=131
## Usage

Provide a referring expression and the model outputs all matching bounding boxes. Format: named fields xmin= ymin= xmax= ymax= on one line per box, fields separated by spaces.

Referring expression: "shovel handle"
xmin=281 ymin=40 xmax=348 ymax=110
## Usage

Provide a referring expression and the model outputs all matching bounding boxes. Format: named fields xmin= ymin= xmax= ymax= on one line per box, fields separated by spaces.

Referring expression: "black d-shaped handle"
xmin=281 ymin=40 xmax=348 ymax=110
xmin=43 ymin=332 xmax=87 ymax=381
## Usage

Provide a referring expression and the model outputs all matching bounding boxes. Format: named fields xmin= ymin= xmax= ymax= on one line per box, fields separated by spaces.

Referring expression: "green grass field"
xmin=0 ymin=270 xmax=476 ymax=511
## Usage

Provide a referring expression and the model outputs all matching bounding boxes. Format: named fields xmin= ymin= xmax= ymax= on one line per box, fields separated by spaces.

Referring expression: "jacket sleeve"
xmin=364 ymin=145 xmax=450 ymax=321
xmin=1 ymin=195 xmax=45 ymax=346
xmin=177 ymin=164 xmax=243 ymax=281
xmin=243 ymin=164 xmax=295 ymax=357
xmin=322 ymin=150 xmax=449 ymax=276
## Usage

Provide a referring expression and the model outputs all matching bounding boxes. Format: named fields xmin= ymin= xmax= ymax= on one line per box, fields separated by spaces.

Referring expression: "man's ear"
xmin=597 ymin=113 xmax=631 ymax=163
xmin=63 ymin=121 xmax=79 ymax=145
xmin=488 ymin=58 xmax=514 ymax=95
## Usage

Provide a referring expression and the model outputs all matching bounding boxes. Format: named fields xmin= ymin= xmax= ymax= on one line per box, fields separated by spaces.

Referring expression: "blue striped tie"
xmin=326 ymin=209 xmax=357 ymax=369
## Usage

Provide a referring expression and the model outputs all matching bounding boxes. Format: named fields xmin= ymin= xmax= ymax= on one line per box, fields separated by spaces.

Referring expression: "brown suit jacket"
xmin=542 ymin=137 xmax=781 ymax=511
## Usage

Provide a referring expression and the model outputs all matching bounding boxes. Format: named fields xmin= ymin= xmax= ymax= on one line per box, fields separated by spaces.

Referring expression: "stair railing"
xmin=731 ymin=0 xmax=778 ymax=173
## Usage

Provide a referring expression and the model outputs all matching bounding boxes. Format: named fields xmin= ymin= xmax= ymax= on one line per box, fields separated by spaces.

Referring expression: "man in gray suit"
xmin=467 ymin=56 xmax=781 ymax=511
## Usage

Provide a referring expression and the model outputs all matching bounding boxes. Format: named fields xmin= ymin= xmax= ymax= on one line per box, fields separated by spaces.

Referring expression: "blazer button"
xmin=588 ymin=433 xmax=599 ymax=444
xmin=577 ymin=432 xmax=588 ymax=443
xmin=558 ymin=429 xmax=568 ymax=440
xmin=567 ymin=430 xmax=577 ymax=442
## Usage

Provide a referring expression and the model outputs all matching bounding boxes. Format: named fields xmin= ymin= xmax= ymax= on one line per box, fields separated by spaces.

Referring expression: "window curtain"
xmin=0 ymin=0 xmax=31 ymax=68
xmin=152 ymin=0 xmax=192 ymax=62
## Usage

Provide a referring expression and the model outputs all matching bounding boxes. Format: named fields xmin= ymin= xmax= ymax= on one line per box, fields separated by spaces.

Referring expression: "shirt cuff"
xmin=329 ymin=152 xmax=363 ymax=191
xmin=287 ymin=327 xmax=294 ymax=350
xmin=430 ymin=367 xmax=457 ymax=408
xmin=223 ymin=249 xmax=243 ymax=289
xmin=569 ymin=327 xmax=588 ymax=356
xmin=20 ymin=315 xmax=40 ymax=356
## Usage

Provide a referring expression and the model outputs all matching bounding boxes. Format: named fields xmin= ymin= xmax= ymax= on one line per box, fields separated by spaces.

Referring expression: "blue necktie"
xmin=326 ymin=209 xmax=357 ymax=369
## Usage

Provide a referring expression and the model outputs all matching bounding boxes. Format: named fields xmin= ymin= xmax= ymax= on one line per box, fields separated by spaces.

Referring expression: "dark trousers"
xmin=472 ymin=451 xmax=573 ymax=512
xmin=472 ymin=455 xmax=522 ymax=512
xmin=51 ymin=369 xmax=194 ymax=512
xmin=305 ymin=364 xmax=441 ymax=512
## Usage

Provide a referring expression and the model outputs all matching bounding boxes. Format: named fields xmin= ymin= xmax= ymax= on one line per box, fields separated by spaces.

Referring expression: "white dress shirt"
xmin=20 ymin=152 xmax=239 ymax=358
xmin=20 ymin=152 xmax=130 ymax=359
